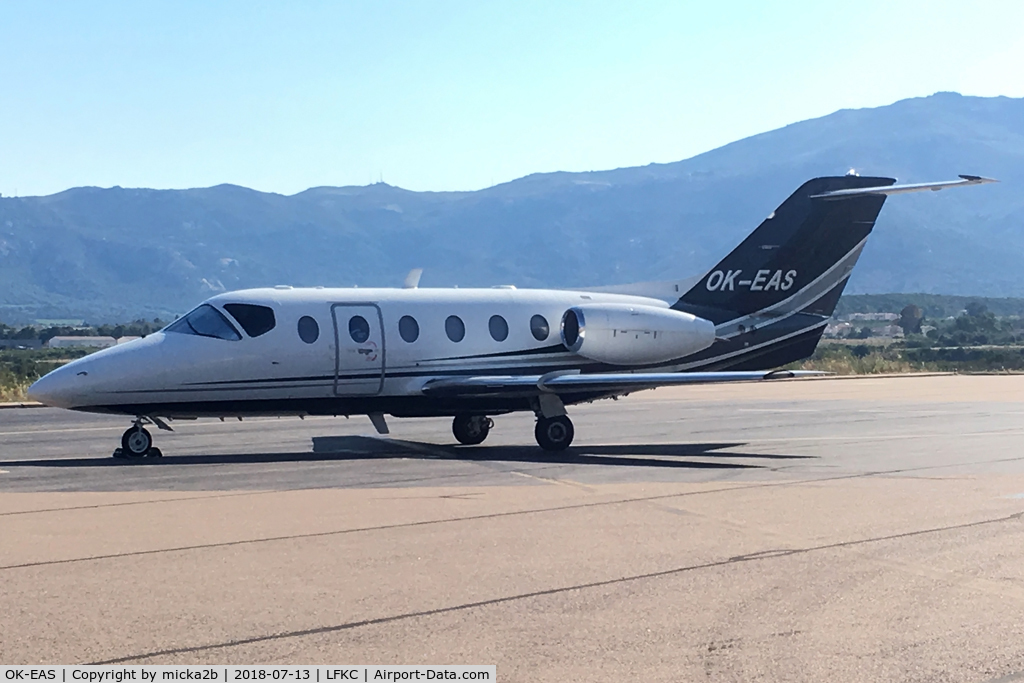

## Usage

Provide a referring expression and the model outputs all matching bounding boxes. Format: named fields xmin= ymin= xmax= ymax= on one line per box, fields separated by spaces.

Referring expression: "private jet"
xmin=28 ymin=174 xmax=995 ymax=457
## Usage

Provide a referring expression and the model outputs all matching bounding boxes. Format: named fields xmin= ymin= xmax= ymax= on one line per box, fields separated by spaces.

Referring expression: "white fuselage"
xmin=23 ymin=173 xmax=994 ymax=455
xmin=28 ymin=285 xmax=714 ymax=416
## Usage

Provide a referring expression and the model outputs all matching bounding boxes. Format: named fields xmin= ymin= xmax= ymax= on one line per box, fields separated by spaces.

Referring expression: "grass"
xmin=0 ymin=348 xmax=91 ymax=401
xmin=790 ymin=342 xmax=1024 ymax=375
xmin=792 ymin=352 xmax=921 ymax=375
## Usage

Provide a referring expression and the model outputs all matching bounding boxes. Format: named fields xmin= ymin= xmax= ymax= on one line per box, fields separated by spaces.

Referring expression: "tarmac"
xmin=3 ymin=374 xmax=1024 ymax=681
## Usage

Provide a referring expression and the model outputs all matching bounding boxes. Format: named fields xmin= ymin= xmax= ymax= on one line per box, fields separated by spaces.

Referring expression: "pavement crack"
xmin=6 ymin=462 xmax=1024 ymax=572
xmin=0 ymin=490 xmax=277 ymax=517
xmin=90 ymin=510 xmax=1024 ymax=665
xmin=726 ymin=510 xmax=1024 ymax=562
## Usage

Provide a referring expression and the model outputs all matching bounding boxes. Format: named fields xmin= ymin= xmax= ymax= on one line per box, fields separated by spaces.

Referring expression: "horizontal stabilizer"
xmin=810 ymin=175 xmax=997 ymax=200
xmin=422 ymin=370 xmax=826 ymax=398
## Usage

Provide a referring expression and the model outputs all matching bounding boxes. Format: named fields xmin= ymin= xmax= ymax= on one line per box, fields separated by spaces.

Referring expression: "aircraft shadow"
xmin=376 ymin=442 xmax=815 ymax=470
xmin=2 ymin=436 xmax=813 ymax=470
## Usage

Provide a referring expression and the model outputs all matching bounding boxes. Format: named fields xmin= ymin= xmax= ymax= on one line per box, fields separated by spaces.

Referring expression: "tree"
xmin=851 ymin=344 xmax=871 ymax=358
xmin=899 ymin=304 xmax=923 ymax=335
xmin=965 ymin=301 xmax=989 ymax=318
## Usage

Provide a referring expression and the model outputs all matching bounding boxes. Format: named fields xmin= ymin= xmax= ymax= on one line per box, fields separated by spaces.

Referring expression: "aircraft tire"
xmin=452 ymin=415 xmax=491 ymax=445
xmin=535 ymin=415 xmax=574 ymax=451
xmin=121 ymin=427 xmax=152 ymax=458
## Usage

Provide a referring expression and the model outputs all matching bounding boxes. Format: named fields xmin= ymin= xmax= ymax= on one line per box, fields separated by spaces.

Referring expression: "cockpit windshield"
xmin=223 ymin=303 xmax=276 ymax=338
xmin=165 ymin=304 xmax=242 ymax=341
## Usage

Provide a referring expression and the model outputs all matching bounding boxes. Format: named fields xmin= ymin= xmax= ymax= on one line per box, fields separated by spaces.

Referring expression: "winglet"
xmin=403 ymin=268 xmax=423 ymax=289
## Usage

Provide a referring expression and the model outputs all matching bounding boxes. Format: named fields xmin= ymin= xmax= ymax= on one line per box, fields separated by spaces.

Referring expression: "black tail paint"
xmin=674 ymin=176 xmax=895 ymax=325
xmin=670 ymin=176 xmax=896 ymax=372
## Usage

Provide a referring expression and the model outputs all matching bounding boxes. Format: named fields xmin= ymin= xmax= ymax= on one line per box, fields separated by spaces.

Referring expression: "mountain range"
xmin=1 ymin=91 xmax=1021 ymax=323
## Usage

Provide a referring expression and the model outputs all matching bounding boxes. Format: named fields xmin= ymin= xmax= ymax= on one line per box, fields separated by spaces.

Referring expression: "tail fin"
xmin=674 ymin=176 xmax=895 ymax=325
xmin=667 ymin=173 xmax=994 ymax=371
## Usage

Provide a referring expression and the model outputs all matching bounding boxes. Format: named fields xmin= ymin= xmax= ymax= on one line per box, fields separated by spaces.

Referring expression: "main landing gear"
xmin=533 ymin=392 xmax=574 ymax=451
xmin=452 ymin=415 xmax=493 ymax=445
xmin=535 ymin=415 xmax=574 ymax=451
xmin=113 ymin=417 xmax=167 ymax=459
xmin=450 ymin=393 xmax=576 ymax=451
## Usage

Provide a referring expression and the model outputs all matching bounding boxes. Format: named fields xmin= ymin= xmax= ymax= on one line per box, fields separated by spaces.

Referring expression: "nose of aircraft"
xmin=28 ymin=333 xmax=174 ymax=410
xmin=28 ymin=363 xmax=86 ymax=409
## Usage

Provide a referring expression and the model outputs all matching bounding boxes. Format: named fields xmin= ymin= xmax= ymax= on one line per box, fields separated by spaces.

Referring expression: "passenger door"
xmin=331 ymin=303 xmax=385 ymax=395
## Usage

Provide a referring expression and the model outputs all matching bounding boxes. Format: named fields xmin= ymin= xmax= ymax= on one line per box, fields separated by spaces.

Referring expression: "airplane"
xmin=27 ymin=173 xmax=996 ymax=458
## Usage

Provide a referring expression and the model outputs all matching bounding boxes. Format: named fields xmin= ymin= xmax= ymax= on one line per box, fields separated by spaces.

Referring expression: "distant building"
xmin=0 ymin=339 xmax=43 ymax=349
xmin=116 ymin=336 xmax=142 ymax=344
xmin=878 ymin=325 xmax=905 ymax=338
xmin=45 ymin=336 xmax=117 ymax=349
xmin=847 ymin=312 xmax=899 ymax=321
xmin=824 ymin=322 xmax=854 ymax=338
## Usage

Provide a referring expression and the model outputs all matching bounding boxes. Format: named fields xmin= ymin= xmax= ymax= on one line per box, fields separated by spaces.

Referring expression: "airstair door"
xmin=331 ymin=303 xmax=385 ymax=396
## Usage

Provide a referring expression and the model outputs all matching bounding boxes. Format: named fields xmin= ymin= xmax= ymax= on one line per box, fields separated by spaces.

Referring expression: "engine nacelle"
xmin=560 ymin=304 xmax=715 ymax=366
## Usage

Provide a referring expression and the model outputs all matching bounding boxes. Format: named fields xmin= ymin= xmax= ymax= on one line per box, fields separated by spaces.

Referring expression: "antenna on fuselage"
xmin=403 ymin=268 xmax=423 ymax=289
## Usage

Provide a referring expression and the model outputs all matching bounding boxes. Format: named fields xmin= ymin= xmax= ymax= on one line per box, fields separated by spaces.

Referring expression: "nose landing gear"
xmin=120 ymin=426 xmax=153 ymax=457
xmin=113 ymin=417 xmax=168 ymax=459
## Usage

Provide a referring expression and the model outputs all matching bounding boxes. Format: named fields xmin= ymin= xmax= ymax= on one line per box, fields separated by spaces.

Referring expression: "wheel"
xmin=535 ymin=415 xmax=574 ymax=451
xmin=452 ymin=415 xmax=492 ymax=445
xmin=121 ymin=427 xmax=152 ymax=458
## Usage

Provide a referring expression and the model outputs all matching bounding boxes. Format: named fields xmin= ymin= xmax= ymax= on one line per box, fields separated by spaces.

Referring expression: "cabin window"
xmin=489 ymin=315 xmax=509 ymax=342
xmin=165 ymin=304 xmax=241 ymax=341
xmin=530 ymin=314 xmax=549 ymax=341
xmin=297 ymin=316 xmax=319 ymax=344
xmin=399 ymin=315 xmax=419 ymax=343
xmin=445 ymin=315 xmax=465 ymax=342
xmin=349 ymin=316 xmax=371 ymax=343
xmin=223 ymin=303 xmax=276 ymax=338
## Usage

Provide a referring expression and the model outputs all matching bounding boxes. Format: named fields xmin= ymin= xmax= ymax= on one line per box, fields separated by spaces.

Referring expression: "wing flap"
xmin=421 ymin=370 xmax=825 ymax=398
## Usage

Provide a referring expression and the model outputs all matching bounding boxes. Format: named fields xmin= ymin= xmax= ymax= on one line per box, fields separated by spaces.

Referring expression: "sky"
xmin=2 ymin=0 xmax=1023 ymax=197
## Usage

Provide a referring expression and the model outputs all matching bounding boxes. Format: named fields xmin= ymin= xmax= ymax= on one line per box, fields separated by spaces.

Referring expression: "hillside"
xmin=1 ymin=92 xmax=1021 ymax=322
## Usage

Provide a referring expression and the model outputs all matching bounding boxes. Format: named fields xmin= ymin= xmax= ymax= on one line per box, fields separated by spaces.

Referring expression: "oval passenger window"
xmin=530 ymin=314 xmax=549 ymax=341
xmin=349 ymin=316 xmax=370 ymax=343
xmin=445 ymin=315 xmax=465 ymax=342
xmin=399 ymin=315 xmax=419 ymax=343
xmin=489 ymin=315 xmax=509 ymax=342
xmin=297 ymin=316 xmax=319 ymax=344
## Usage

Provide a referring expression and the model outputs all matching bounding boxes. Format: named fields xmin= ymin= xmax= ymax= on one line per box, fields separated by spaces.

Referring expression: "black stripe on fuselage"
xmin=86 ymin=280 xmax=839 ymax=413
xmin=172 ymin=275 xmax=847 ymax=394
xmin=106 ymin=305 xmax=830 ymax=398
xmin=114 ymin=361 xmax=606 ymax=394
xmin=183 ymin=345 xmax=571 ymax=387
xmin=419 ymin=343 xmax=568 ymax=362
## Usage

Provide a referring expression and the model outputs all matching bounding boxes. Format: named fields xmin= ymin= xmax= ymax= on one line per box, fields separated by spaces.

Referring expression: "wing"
xmin=421 ymin=370 xmax=825 ymax=398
